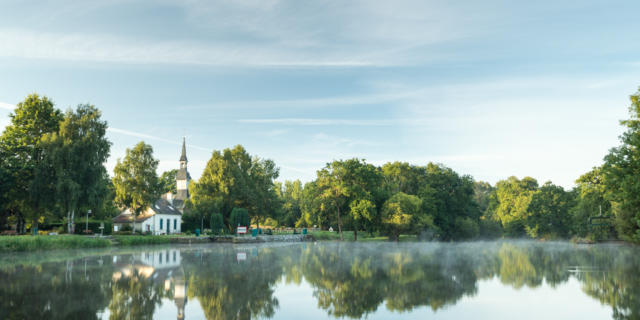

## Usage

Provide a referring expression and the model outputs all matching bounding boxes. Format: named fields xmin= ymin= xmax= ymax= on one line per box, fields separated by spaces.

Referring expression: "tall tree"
xmin=525 ymin=182 xmax=573 ymax=238
xmin=0 ymin=94 xmax=62 ymax=233
xmin=316 ymin=160 xmax=351 ymax=240
xmin=571 ymin=167 xmax=611 ymax=237
xmin=112 ymin=142 xmax=159 ymax=234
xmin=277 ymin=180 xmax=304 ymax=227
xmin=191 ymin=145 xmax=279 ymax=229
xmin=603 ymin=88 xmax=640 ymax=241
xmin=495 ymin=176 xmax=539 ymax=236
xmin=40 ymin=104 xmax=111 ymax=233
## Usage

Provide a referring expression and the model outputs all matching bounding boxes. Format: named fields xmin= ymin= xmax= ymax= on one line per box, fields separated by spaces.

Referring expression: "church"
xmin=112 ymin=138 xmax=191 ymax=234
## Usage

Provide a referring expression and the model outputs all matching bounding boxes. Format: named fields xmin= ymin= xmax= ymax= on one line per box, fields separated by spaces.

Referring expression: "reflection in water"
xmin=0 ymin=241 xmax=639 ymax=319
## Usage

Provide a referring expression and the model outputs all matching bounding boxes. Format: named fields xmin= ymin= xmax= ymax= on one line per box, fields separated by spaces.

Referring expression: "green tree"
xmin=495 ymin=176 xmax=539 ymax=236
xmin=210 ymin=212 xmax=224 ymax=235
xmin=602 ymin=88 xmax=640 ymax=241
xmin=381 ymin=192 xmax=431 ymax=241
xmin=316 ymin=161 xmax=351 ymax=241
xmin=112 ymin=142 xmax=159 ymax=234
xmin=526 ymin=182 xmax=573 ymax=238
xmin=0 ymin=94 xmax=62 ymax=233
xmin=571 ymin=167 xmax=612 ymax=238
xmin=192 ymin=145 xmax=279 ymax=229
xmin=40 ymin=104 xmax=111 ymax=233
xmin=158 ymin=169 xmax=178 ymax=194
xmin=277 ymin=180 xmax=304 ymax=227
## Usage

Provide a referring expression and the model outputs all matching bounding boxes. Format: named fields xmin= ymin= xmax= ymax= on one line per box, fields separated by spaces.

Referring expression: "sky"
xmin=1 ymin=0 xmax=639 ymax=188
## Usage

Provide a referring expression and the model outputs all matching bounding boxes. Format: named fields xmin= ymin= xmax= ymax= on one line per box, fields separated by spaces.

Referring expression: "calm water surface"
xmin=0 ymin=241 xmax=637 ymax=319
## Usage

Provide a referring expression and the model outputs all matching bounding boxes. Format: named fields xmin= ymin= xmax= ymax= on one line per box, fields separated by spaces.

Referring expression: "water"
xmin=0 ymin=241 xmax=637 ymax=320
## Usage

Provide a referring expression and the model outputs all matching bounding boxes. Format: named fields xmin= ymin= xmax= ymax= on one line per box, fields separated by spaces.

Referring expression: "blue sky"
xmin=1 ymin=0 xmax=639 ymax=188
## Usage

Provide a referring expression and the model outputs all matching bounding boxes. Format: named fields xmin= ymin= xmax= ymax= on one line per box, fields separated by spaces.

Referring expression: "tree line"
xmin=2 ymin=89 xmax=640 ymax=241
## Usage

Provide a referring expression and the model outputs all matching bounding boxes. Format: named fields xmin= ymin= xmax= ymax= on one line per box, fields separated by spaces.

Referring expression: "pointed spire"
xmin=180 ymin=137 xmax=187 ymax=162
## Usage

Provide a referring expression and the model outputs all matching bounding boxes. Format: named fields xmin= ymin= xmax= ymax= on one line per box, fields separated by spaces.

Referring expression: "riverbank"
xmin=0 ymin=235 xmax=111 ymax=252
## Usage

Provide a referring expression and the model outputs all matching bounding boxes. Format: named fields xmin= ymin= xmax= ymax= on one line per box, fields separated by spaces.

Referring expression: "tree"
xmin=419 ymin=163 xmax=478 ymax=240
xmin=210 ymin=213 xmax=224 ymax=235
xmin=602 ymin=88 xmax=640 ymax=241
xmin=158 ymin=169 xmax=178 ymax=194
xmin=495 ymin=176 xmax=539 ymax=236
xmin=192 ymin=145 xmax=279 ymax=230
xmin=316 ymin=161 xmax=351 ymax=241
xmin=0 ymin=94 xmax=62 ymax=233
xmin=349 ymin=199 xmax=375 ymax=241
xmin=571 ymin=167 xmax=612 ymax=238
xmin=112 ymin=142 xmax=159 ymax=234
xmin=40 ymin=104 xmax=111 ymax=233
xmin=526 ymin=182 xmax=573 ymax=238
xmin=276 ymin=180 xmax=304 ymax=227
xmin=381 ymin=192 xmax=430 ymax=241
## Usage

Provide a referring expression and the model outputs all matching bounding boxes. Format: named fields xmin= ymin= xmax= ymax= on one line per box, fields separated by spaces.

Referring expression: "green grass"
xmin=308 ymin=230 xmax=411 ymax=242
xmin=0 ymin=235 xmax=111 ymax=252
xmin=112 ymin=235 xmax=171 ymax=246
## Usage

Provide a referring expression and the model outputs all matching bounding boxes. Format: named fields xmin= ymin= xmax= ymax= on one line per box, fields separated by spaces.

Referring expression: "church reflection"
xmin=110 ymin=249 xmax=187 ymax=320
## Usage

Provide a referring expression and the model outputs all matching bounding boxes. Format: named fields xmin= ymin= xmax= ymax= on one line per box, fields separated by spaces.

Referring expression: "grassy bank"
xmin=308 ymin=230 xmax=417 ymax=242
xmin=112 ymin=235 xmax=171 ymax=246
xmin=0 ymin=235 xmax=111 ymax=252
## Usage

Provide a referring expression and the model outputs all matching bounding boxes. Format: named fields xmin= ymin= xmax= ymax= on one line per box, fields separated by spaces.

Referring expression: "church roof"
xmin=179 ymin=137 xmax=187 ymax=162
xmin=112 ymin=198 xmax=182 ymax=223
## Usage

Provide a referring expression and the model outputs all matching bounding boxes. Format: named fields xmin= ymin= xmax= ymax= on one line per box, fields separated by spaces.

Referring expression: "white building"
xmin=113 ymin=138 xmax=191 ymax=235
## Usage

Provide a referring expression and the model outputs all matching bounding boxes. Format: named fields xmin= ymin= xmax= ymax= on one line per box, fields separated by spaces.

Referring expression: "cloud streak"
xmin=238 ymin=118 xmax=396 ymax=126
xmin=107 ymin=127 xmax=211 ymax=151
xmin=0 ymin=102 xmax=16 ymax=111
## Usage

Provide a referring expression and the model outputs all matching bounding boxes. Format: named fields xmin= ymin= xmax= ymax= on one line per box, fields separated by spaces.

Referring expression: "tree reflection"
xmin=1 ymin=242 xmax=640 ymax=319
xmin=183 ymin=246 xmax=281 ymax=320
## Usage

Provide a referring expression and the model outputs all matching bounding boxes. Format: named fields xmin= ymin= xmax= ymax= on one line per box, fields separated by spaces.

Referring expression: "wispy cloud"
xmin=107 ymin=127 xmax=210 ymax=151
xmin=238 ymin=118 xmax=395 ymax=126
xmin=0 ymin=0 xmax=476 ymax=67
xmin=0 ymin=102 xmax=16 ymax=111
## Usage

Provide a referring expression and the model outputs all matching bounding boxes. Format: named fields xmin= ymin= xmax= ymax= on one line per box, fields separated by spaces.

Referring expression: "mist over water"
xmin=0 ymin=241 xmax=636 ymax=319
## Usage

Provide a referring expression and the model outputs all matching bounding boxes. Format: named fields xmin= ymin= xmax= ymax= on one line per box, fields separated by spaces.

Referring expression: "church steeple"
xmin=175 ymin=137 xmax=190 ymax=205
xmin=179 ymin=137 xmax=187 ymax=169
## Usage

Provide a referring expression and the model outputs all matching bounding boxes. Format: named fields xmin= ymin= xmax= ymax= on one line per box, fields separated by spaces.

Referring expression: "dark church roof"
xmin=112 ymin=198 xmax=182 ymax=223
xmin=179 ymin=137 xmax=187 ymax=162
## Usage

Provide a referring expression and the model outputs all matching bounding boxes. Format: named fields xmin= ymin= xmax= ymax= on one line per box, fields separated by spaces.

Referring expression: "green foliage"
xmin=230 ymin=207 xmax=250 ymax=231
xmin=191 ymin=145 xmax=279 ymax=230
xmin=381 ymin=192 xmax=432 ymax=241
xmin=276 ymin=180 xmax=304 ymax=227
xmin=210 ymin=213 xmax=224 ymax=235
xmin=0 ymin=235 xmax=111 ymax=252
xmin=158 ymin=169 xmax=178 ymax=194
xmin=495 ymin=176 xmax=539 ymax=236
xmin=112 ymin=142 xmax=159 ymax=233
xmin=315 ymin=158 xmax=384 ymax=240
xmin=526 ymin=182 xmax=574 ymax=239
xmin=0 ymin=94 xmax=63 ymax=231
xmin=602 ymin=89 xmax=640 ymax=241
xmin=571 ymin=167 xmax=611 ymax=237
xmin=40 ymin=104 xmax=111 ymax=232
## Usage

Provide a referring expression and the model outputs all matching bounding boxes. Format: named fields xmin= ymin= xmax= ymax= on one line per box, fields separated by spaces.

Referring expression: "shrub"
xmin=230 ymin=208 xmax=250 ymax=233
xmin=210 ymin=213 xmax=224 ymax=235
